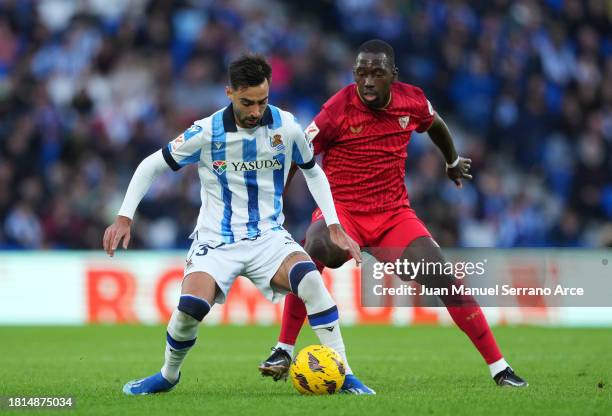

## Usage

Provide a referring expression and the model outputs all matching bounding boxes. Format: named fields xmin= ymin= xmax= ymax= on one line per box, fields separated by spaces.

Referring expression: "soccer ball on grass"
xmin=289 ymin=345 xmax=346 ymax=395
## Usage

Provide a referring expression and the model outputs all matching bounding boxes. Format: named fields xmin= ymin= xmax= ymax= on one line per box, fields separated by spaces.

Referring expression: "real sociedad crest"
xmin=269 ymin=134 xmax=285 ymax=151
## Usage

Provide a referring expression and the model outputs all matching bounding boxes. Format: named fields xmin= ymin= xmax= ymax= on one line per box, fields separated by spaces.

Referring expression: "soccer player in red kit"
xmin=259 ymin=40 xmax=527 ymax=390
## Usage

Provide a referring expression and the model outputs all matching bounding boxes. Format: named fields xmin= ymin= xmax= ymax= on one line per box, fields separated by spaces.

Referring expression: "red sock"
xmin=278 ymin=259 xmax=325 ymax=345
xmin=446 ymin=305 xmax=503 ymax=364
xmin=278 ymin=293 xmax=307 ymax=345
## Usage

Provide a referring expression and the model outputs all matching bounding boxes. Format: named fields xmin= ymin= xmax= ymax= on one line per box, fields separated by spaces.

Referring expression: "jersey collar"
xmin=222 ymin=104 xmax=274 ymax=132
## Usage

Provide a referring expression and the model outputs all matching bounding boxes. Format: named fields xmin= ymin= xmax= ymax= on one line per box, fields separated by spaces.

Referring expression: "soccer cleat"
xmin=258 ymin=347 xmax=292 ymax=381
xmin=122 ymin=372 xmax=180 ymax=395
xmin=493 ymin=367 xmax=528 ymax=387
xmin=340 ymin=374 xmax=376 ymax=395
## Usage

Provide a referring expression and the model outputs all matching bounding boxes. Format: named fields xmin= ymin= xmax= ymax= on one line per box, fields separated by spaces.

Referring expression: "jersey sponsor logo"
xmin=212 ymin=159 xmax=282 ymax=175
xmin=305 ymin=121 xmax=319 ymax=141
xmin=399 ymin=116 xmax=410 ymax=129
xmin=269 ymin=134 xmax=285 ymax=151
xmin=350 ymin=125 xmax=363 ymax=134
xmin=212 ymin=160 xmax=227 ymax=174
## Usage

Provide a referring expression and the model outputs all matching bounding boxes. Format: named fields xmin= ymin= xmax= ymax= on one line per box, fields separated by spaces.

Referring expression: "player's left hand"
xmin=446 ymin=156 xmax=472 ymax=188
xmin=328 ymin=224 xmax=362 ymax=265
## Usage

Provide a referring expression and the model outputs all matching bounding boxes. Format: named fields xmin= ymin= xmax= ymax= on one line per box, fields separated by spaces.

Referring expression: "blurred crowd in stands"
xmin=0 ymin=0 xmax=610 ymax=249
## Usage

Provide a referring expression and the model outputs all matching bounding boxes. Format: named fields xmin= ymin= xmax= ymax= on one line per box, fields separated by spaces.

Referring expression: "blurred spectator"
xmin=0 ymin=0 xmax=610 ymax=250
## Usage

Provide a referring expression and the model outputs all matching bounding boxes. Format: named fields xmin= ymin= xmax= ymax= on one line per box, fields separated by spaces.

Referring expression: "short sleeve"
xmin=291 ymin=120 xmax=315 ymax=169
xmin=162 ymin=124 xmax=206 ymax=171
xmin=414 ymin=93 xmax=436 ymax=133
xmin=306 ymin=107 xmax=338 ymax=155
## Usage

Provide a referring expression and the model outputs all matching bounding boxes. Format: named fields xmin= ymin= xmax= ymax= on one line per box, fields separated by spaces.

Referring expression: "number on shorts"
xmin=195 ymin=244 xmax=209 ymax=256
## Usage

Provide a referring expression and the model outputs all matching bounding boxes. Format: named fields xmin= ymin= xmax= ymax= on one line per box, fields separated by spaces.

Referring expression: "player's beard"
xmin=243 ymin=117 xmax=259 ymax=127
xmin=359 ymin=88 xmax=387 ymax=109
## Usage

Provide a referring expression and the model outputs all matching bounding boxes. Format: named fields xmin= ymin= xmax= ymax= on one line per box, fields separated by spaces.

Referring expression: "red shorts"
xmin=311 ymin=204 xmax=432 ymax=262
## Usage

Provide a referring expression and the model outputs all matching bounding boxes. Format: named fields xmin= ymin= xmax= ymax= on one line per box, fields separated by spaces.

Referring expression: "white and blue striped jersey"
xmin=162 ymin=104 xmax=314 ymax=244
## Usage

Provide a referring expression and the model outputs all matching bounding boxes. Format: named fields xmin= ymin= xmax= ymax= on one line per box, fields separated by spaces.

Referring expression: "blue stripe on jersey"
xmin=178 ymin=149 xmax=202 ymax=167
xmin=291 ymin=141 xmax=305 ymax=165
xmin=212 ymin=111 xmax=234 ymax=243
xmin=183 ymin=124 xmax=203 ymax=140
xmin=174 ymin=124 xmax=203 ymax=167
xmin=242 ymin=138 xmax=260 ymax=238
xmin=268 ymin=105 xmax=282 ymax=129
xmin=271 ymin=153 xmax=285 ymax=223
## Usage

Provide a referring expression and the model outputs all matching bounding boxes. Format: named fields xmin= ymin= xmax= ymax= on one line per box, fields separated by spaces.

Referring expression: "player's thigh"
xmin=401 ymin=236 xmax=455 ymax=288
xmin=244 ymin=229 xmax=310 ymax=302
xmin=184 ymin=240 xmax=243 ymax=305
xmin=402 ymin=236 xmax=476 ymax=306
xmin=182 ymin=272 xmax=219 ymax=306
xmin=305 ymin=208 xmax=361 ymax=268
xmin=372 ymin=210 xmax=432 ymax=263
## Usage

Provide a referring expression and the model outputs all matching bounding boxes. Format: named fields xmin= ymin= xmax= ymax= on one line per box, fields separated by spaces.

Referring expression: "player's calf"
xmin=286 ymin=261 xmax=374 ymax=394
xmin=123 ymin=294 xmax=211 ymax=395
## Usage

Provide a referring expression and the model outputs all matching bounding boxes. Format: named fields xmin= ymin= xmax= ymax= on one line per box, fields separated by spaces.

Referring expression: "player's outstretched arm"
xmin=299 ymin=162 xmax=362 ymax=264
xmin=426 ymin=113 xmax=472 ymax=188
xmin=103 ymin=150 xmax=170 ymax=256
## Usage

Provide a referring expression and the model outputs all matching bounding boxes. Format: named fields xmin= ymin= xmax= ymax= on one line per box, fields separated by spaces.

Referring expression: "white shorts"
xmin=184 ymin=228 xmax=307 ymax=304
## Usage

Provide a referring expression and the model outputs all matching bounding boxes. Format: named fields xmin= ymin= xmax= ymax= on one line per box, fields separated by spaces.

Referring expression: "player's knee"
xmin=177 ymin=294 xmax=211 ymax=322
xmin=305 ymin=237 xmax=346 ymax=268
xmin=304 ymin=236 xmax=327 ymax=260
xmin=288 ymin=261 xmax=331 ymax=301
xmin=288 ymin=261 xmax=318 ymax=295
xmin=288 ymin=261 xmax=336 ymax=320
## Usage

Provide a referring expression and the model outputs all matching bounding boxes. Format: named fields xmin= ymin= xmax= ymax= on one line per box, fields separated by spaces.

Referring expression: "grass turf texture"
xmin=0 ymin=325 xmax=610 ymax=416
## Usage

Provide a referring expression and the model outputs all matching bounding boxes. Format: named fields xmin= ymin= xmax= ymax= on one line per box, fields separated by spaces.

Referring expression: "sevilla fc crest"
xmin=399 ymin=116 xmax=410 ymax=129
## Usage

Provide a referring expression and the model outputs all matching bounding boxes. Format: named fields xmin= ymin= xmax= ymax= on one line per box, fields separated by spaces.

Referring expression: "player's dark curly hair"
xmin=228 ymin=54 xmax=272 ymax=90
xmin=357 ymin=39 xmax=395 ymax=68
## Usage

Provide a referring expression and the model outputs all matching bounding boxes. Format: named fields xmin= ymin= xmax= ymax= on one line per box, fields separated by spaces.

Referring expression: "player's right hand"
xmin=328 ymin=223 xmax=362 ymax=265
xmin=103 ymin=215 xmax=133 ymax=257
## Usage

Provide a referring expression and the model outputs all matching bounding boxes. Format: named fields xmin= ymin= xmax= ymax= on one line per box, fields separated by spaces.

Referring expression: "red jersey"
xmin=305 ymin=82 xmax=435 ymax=213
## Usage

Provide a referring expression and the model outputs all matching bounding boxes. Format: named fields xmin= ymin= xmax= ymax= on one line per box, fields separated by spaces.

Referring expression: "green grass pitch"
xmin=0 ymin=325 xmax=610 ymax=415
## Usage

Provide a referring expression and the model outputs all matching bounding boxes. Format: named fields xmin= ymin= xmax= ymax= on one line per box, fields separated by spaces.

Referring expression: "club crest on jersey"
xmin=212 ymin=160 xmax=227 ymax=175
xmin=269 ymin=134 xmax=285 ymax=151
xmin=399 ymin=116 xmax=410 ymax=129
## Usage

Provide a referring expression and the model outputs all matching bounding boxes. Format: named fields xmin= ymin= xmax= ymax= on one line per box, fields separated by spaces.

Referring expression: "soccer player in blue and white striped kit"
xmin=103 ymin=54 xmax=374 ymax=395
